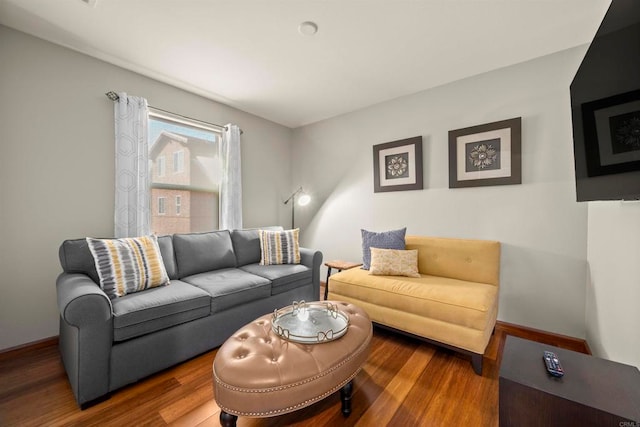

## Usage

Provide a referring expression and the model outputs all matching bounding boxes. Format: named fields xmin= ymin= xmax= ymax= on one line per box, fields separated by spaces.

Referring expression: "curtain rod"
xmin=105 ymin=91 xmax=242 ymax=134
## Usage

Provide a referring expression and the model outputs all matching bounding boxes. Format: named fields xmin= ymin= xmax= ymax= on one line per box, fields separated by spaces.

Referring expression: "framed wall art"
xmin=448 ymin=117 xmax=522 ymax=188
xmin=373 ymin=136 xmax=423 ymax=192
xmin=582 ymin=89 xmax=640 ymax=177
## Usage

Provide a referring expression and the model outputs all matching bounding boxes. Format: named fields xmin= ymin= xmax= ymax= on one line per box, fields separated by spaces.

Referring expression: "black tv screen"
xmin=570 ymin=0 xmax=640 ymax=201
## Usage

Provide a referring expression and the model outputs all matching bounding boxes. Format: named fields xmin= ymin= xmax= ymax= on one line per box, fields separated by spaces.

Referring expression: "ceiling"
xmin=0 ymin=0 xmax=610 ymax=128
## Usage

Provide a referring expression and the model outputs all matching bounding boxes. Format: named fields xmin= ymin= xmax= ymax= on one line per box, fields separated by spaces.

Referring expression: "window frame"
xmin=157 ymin=156 xmax=166 ymax=177
xmin=173 ymin=150 xmax=185 ymax=174
xmin=158 ymin=196 xmax=166 ymax=215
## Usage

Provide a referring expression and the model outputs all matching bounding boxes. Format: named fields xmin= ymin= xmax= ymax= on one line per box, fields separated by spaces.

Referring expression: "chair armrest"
xmin=56 ymin=273 xmax=112 ymax=326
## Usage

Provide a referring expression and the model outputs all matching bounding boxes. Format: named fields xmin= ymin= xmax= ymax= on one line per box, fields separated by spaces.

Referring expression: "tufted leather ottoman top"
xmin=213 ymin=301 xmax=372 ymax=418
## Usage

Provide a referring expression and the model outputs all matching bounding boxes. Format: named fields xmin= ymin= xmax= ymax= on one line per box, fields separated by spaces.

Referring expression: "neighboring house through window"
xmin=148 ymin=110 xmax=221 ymax=235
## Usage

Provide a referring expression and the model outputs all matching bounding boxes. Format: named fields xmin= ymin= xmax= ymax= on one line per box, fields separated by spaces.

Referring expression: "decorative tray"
xmin=271 ymin=301 xmax=349 ymax=344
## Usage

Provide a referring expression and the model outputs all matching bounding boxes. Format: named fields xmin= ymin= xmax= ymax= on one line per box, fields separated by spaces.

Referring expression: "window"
xmin=157 ymin=156 xmax=166 ymax=177
xmin=158 ymin=197 xmax=166 ymax=215
xmin=148 ymin=110 xmax=221 ymax=235
xmin=173 ymin=150 xmax=184 ymax=174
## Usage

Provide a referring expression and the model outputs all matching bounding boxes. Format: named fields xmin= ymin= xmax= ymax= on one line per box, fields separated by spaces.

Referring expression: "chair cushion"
xmin=173 ymin=230 xmax=236 ymax=278
xmin=240 ymin=263 xmax=312 ymax=295
xmin=182 ymin=269 xmax=271 ymax=313
xmin=329 ymin=267 xmax=497 ymax=330
xmin=111 ymin=280 xmax=211 ymax=341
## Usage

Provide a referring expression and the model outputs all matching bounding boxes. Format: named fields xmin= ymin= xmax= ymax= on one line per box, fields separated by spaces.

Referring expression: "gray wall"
xmin=292 ymin=46 xmax=591 ymax=338
xmin=586 ymin=201 xmax=640 ymax=368
xmin=0 ymin=25 xmax=292 ymax=350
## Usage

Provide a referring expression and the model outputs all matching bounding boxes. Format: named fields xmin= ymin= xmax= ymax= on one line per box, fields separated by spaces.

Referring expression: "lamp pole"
xmin=284 ymin=187 xmax=310 ymax=229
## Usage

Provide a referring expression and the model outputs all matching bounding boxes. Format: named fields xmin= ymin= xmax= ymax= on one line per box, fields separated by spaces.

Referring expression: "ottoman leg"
xmin=220 ymin=411 xmax=238 ymax=427
xmin=340 ymin=380 xmax=354 ymax=417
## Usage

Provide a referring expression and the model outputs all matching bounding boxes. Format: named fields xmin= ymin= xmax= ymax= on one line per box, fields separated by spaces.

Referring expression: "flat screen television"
xmin=570 ymin=0 xmax=640 ymax=201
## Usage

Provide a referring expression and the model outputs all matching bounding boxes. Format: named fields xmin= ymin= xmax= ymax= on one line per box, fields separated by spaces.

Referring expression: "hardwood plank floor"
xmin=0 ymin=320 xmax=588 ymax=427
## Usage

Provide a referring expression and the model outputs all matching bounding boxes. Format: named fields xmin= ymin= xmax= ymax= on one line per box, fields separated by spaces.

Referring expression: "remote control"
xmin=543 ymin=350 xmax=564 ymax=377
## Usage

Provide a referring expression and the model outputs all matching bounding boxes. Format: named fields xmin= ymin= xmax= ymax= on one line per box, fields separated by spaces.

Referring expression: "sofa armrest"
xmin=56 ymin=273 xmax=113 ymax=407
xmin=57 ymin=273 xmax=112 ymax=325
xmin=300 ymin=247 xmax=323 ymax=298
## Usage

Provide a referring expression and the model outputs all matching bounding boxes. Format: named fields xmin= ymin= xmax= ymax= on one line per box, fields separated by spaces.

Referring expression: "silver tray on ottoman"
xmin=272 ymin=301 xmax=350 ymax=344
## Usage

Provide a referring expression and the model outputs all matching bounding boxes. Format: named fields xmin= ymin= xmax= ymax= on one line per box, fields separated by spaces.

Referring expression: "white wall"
xmin=0 ymin=25 xmax=292 ymax=351
xmin=292 ymin=46 xmax=590 ymax=338
xmin=586 ymin=201 xmax=640 ymax=367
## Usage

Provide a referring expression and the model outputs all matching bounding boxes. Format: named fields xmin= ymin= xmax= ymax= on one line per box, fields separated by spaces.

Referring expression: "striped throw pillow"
xmin=259 ymin=228 xmax=301 ymax=265
xmin=86 ymin=235 xmax=170 ymax=298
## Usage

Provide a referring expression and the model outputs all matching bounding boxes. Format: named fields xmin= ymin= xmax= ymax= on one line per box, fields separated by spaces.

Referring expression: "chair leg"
xmin=471 ymin=353 xmax=483 ymax=376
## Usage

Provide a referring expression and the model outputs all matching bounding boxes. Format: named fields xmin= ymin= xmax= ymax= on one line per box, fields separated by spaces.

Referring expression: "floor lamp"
xmin=284 ymin=187 xmax=311 ymax=229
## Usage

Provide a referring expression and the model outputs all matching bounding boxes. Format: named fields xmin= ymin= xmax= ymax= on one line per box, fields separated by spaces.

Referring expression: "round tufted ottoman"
xmin=212 ymin=301 xmax=372 ymax=427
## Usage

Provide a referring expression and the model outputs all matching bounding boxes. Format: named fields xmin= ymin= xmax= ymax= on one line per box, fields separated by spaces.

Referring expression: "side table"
xmin=499 ymin=335 xmax=640 ymax=426
xmin=324 ymin=260 xmax=362 ymax=300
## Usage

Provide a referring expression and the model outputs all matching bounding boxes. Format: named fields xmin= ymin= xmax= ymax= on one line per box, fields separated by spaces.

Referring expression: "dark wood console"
xmin=499 ymin=335 xmax=640 ymax=426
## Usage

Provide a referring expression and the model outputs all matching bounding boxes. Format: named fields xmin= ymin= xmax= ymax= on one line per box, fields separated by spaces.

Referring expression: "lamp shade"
xmin=298 ymin=193 xmax=311 ymax=206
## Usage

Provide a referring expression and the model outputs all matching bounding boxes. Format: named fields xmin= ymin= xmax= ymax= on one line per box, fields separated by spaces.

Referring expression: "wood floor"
xmin=0 ymin=320 xmax=588 ymax=427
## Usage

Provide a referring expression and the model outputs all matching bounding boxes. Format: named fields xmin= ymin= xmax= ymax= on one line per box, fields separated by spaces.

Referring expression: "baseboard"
xmin=0 ymin=321 xmax=591 ymax=363
xmin=0 ymin=336 xmax=58 ymax=362
xmin=496 ymin=321 xmax=590 ymax=354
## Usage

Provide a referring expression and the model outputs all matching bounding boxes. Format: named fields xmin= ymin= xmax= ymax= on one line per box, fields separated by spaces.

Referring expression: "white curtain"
xmin=219 ymin=124 xmax=243 ymax=230
xmin=114 ymin=93 xmax=150 ymax=238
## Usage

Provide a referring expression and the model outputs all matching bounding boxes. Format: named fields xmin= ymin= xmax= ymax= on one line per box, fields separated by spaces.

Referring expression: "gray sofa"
xmin=56 ymin=228 xmax=322 ymax=408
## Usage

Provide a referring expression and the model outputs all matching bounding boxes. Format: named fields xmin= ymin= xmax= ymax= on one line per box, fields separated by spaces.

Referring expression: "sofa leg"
xmin=471 ymin=353 xmax=483 ymax=376
xmin=79 ymin=393 xmax=111 ymax=410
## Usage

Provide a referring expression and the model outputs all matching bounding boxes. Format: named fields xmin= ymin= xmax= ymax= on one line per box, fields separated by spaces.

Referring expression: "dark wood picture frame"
xmin=582 ymin=89 xmax=640 ymax=177
xmin=448 ymin=117 xmax=522 ymax=188
xmin=373 ymin=136 xmax=423 ymax=192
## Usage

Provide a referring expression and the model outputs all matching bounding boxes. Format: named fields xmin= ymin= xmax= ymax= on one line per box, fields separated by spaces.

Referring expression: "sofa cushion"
xmin=182 ymin=268 xmax=271 ymax=313
xmin=259 ymin=228 xmax=301 ymax=265
xmin=329 ymin=267 xmax=497 ymax=330
xmin=369 ymin=248 xmax=420 ymax=278
xmin=86 ymin=235 xmax=170 ymax=298
xmin=406 ymin=235 xmax=501 ymax=286
xmin=156 ymin=235 xmax=178 ymax=280
xmin=173 ymin=230 xmax=236 ymax=278
xmin=240 ymin=263 xmax=312 ymax=295
xmin=231 ymin=227 xmax=285 ymax=266
xmin=111 ymin=280 xmax=211 ymax=341
xmin=361 ymin=227 xmax=406 ymax=270
xmin=231 ymin=229 xmax=262 ymax=266
xmin=59 ymin=235 xmax=176 ymax=283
